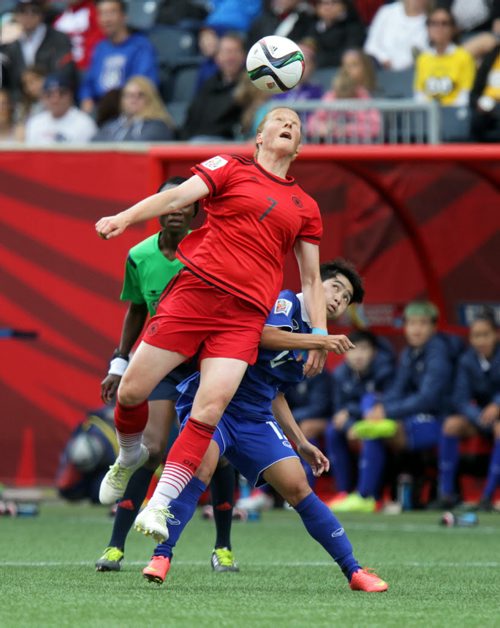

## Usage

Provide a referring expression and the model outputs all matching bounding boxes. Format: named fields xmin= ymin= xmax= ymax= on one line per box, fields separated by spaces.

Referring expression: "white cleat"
xmin=134 ymin=505 xmax=173 ymax=543
xmin=99 ymin=444 xmax=149 ymax=505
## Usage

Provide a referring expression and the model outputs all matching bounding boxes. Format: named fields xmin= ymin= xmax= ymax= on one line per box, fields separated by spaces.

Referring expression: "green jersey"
xmin=121 ymin=232 xmax=185 ymax=316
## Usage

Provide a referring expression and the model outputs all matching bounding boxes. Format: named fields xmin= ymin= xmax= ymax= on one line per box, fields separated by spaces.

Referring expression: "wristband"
xmin=312 ymin=327 xmax=328 ymax=336
xmin=108 ymin=357 xmax=128 ymax=376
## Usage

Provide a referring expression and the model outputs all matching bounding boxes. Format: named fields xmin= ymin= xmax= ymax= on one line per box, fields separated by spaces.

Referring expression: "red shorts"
xmin=142 ymin=271 xmax=267 ymax=365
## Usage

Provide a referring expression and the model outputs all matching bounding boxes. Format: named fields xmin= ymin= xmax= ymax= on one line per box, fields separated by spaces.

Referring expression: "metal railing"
xmin=264 ymin=99 xmax=440 ymax=145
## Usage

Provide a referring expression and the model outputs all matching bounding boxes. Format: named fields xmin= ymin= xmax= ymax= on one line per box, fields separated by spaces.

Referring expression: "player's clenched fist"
xmin=96 ymin=213 xmax=129 ymax=239
xmin=325 ymin=334 xmax=355 ymax=354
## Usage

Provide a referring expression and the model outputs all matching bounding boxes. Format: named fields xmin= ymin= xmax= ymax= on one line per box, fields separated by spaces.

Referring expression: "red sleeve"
xmin=191 ymin=154 xmax=235 ymax=198
xmin=297 ymin=200 xmax=323 ymax=244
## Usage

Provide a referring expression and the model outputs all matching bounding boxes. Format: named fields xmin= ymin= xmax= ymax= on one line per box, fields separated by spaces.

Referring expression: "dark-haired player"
xmin=138 ymin=259 xmax=388 ymax=593
xmin=96 ymin=108 xmax=351 ymax=532
xmin=96 ymin=177 xmax=238 ymax=573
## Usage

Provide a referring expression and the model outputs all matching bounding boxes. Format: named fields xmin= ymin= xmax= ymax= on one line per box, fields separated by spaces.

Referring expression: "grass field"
xmin=1 ymin=502 xmax=499 ymax=627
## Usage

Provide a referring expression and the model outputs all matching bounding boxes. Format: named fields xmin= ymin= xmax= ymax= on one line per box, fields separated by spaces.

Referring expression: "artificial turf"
xmin=1 ymin=502 xmax=499 ymax=627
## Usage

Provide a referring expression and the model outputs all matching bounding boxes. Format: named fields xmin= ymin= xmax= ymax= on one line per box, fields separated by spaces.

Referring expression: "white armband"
xmin=108 ymin=357 xmax=128 ymax=376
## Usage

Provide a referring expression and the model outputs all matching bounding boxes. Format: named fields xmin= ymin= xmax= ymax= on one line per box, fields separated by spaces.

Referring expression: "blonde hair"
xmin=333 ymin=69 xmax=357 ymax=98
xmin=254 ymin=106 xmax=302 ymax=157
xmin=341 ymin=49 xmax=377 ymax=93
xmin=122 ymin=76 xmax=174 ymax=127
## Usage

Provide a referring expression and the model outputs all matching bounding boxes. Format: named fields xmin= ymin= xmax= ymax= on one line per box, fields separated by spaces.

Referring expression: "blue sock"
xmin=482 ymin=440 xmax=500 ymax=501
xmin=357 ymin=439 xmax=385 ymax=499
xmin=295 ymin=492 xmax=360 ymax=581
xmin=325 ymin=422 xmax=352 ymax=493
xmin=438 ymin=434 xmax=459 ymax=498
xmin=109 ymin=466 xmax=154 ymax=550
xmin=154 ymin=477 xmax=207 ymax=558
xmin=211 ymin=462 xmax=235 ymax=550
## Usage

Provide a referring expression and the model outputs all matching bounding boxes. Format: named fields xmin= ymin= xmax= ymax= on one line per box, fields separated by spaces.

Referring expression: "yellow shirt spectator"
xmin=414 ymin=45 xmax=476 ymax=106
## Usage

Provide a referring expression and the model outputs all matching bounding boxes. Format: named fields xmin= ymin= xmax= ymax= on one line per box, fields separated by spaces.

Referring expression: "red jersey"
xmin=176 ymin=154 xmax=323 ymax=316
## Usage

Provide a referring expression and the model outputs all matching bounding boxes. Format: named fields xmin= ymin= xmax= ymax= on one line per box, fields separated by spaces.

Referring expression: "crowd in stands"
xmin=245 ymin=301 xmax=500 ymax=513
xmin=0 ymin=0 xmax=499 ymax=144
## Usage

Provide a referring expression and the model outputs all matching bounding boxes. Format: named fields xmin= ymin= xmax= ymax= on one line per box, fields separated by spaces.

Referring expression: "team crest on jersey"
xmin=201 ymin=156 xmax=228 ymax=170
xmin=274 ymin=298 xmax=293 ymax=316
xmin=291 ymin=195 xmax=303 ymax=208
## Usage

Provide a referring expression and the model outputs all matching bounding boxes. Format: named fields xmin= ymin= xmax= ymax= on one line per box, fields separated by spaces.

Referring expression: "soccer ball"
xmin=246 ymin=36 xmax=305 ymax=94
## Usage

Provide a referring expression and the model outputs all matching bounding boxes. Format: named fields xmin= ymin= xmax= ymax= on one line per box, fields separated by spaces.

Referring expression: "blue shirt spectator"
xmin=286 ymin=371 xmax=333 ymax=423
xmin=205 ymin=0 xmax=263 ymax=34
xmin=80 ymin=0 xmax=158 ymax=111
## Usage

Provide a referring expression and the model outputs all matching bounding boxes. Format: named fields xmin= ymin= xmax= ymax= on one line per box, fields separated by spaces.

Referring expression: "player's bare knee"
xmin=443 ymin=415 xmax=466 ymax=437
xmin=116 ymin=380 xmax=146 ymax=406
xmin=282 ymin=482 xmax=311 ymax=508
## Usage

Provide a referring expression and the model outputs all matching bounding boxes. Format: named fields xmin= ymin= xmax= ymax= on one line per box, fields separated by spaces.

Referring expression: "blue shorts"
xmin=403 ymin=414 xmax=441 ymax=450
xmin=148 ymin=362 xmax=196 ymax=402
xmin=181 ymin=412 xmax=298 ymax=488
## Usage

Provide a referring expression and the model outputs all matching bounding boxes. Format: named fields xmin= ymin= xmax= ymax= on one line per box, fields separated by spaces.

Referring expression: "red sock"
xmin=114 ymin=400 xmax=148 ymax=434
xmin=154 ymin=417 xmax=215 ymax=502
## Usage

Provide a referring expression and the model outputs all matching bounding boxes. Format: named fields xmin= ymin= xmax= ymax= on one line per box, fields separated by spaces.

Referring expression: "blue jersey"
xmin=177 ymin=290 xmax=311 ymax=420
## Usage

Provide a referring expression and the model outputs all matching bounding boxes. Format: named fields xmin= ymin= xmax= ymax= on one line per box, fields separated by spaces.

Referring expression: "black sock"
xmin=210 ymin=462 xmax=235 ymax=550
xmin=108 ymin=466 xmax=155 ymax=550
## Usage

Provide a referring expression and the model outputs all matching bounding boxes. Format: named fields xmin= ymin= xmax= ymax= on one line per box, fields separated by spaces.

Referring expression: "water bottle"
xmin=397 ymin=474 xmax=413 ymax=511
xmin=440 ymin=511 xmax=478 ymax=527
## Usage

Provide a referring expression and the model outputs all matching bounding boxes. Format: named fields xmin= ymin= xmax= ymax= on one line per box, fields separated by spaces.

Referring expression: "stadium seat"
xmin=169 ymin=65 xmax=199 ymax=104
xmin=311 ymin=67 xmax=338 ymax=92
xmin=376 ymin=68 xmax=414 ymax=99
xmin=127 ymin=0 xmax=162 ymax=32
xmin=440 ymin=106 xmax=472 ymax=142
xmin=148 ymin=26 xmax=199 ymax=70
xmin=167 ymin=101 xmax=189 ymax=130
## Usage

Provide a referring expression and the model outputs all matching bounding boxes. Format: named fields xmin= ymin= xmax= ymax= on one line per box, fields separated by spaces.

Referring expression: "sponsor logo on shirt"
xmin=274 ymin=298 xmax=293 ymax=316
xmin=201 ymin=156 xmax=228 ymax=171
xmin=282 ymin=440 xmax=293 ymax=449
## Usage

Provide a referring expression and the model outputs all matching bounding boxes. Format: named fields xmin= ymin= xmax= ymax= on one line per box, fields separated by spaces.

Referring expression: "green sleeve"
xmin=120 ymin=255 xmax=145 ymax=304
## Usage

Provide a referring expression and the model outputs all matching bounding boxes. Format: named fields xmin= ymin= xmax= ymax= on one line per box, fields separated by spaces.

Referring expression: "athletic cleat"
xmin=350 ymin=568 xmax=388 ymax=592
xmin=236 ymin=489 xmax=274 ymax=511
xmin=326 ymin=491 xmax=349 ymax=508
xmin=99 ymin=444 xmax=149 ymax=505
xmin=211 ymin=547 xmax=240 ymax=572
xmin=352 ymin=418 xmax=397 ymax=440
xmin=332 ymin=492 xmax=377 ymax=513
xmin=134 ymin=504 xmax=174 ymax=543
xmin=143 ymin=555 xmax=171 ymax=584
xmin=95 ymin=546 xmax=124 ymax=572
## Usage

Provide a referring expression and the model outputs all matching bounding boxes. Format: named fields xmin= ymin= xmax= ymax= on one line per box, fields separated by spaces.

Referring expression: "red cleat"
xmin=350 ymin=568 xmax=388 ymax=592
xmin=142 ymin=556 xmax=171 ymax=585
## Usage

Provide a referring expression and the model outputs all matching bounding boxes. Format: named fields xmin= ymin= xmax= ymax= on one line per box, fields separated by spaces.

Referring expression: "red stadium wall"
xmin=1 ymin=146 xmax=499 ymax=484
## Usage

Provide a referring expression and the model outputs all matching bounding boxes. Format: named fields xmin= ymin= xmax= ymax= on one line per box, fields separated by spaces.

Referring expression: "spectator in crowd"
xmin=334 ymin=301 xmax=455 ymax=513
xmin=80 ymin=0 xmax=158 ymax=114
xmin=195 ymin=26 xmax=220 ymax=92
xmin=364 ymin=0 xmax=429 ymax=71
xmin=325 ymin=330 xmax=395 ymax=503
xmin=307 ymin=0 xmax=365 ymax=69
xmin=204 ymin=0 xmax=263 ymax=35
xmin=15 ymin=64 xmax=47 ymax=126
xmin=353 ymin=0 xmax=386 ymax=26
xmin=248 ymin=0 xmax=316 ymax=46
xmin=181 ymin=32 xmax=246 ymax=141
xmin=437 ymin=311 xmax=500 ymax=511
xmin=25 ymin=72 xmax=97 ymax=143
xmin=0 ymin=88 xmax=24 ymax=143
xmin=307 ymin=49 xmax=380 ymax=142
xmin=234 ymin=72 xmax=272 ymax=137
xmin=470 ymin=44 xmax=500 ymax=142
xmin=156 ymin=0 xmax=208 ymax=26
xmin=56 ymin=405 xmax=118 ymax=504
xmin=414 ymin=7 xmax=476 ymax=107
xmin=93 ymin=75 xmax=174 ymax=141
xmin=53 ymin=0 xmax=104 ymax=71
xmin=1 ymin=0 xmax=74 ymax=100
xmin=286 ymin=372 xmax=333 ymax=487
xmin=274 ymin=38 xmax=323 ymax=103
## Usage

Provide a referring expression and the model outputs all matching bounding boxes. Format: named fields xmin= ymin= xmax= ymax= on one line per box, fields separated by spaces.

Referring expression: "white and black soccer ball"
xmin=67 ymin=433 xmax=105 ymax=472
xmin=246 ymin=36 xmax=305 ymax=94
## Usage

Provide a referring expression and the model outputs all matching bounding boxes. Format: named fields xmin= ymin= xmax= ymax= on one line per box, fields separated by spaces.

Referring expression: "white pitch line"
xmin=1 ymin=560 xmax=500 ymax=568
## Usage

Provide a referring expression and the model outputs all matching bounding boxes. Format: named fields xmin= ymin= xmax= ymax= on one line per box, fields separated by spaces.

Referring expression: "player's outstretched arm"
xmin=101 ymin=302 xmax=148 ymax=403
xmin=272 ymin=393 xmax=330 ymax=477
xmin=95 ymin=175 xmax=209 ymax=239
xmin=260 ymin=327 xmax=354 ymax=354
